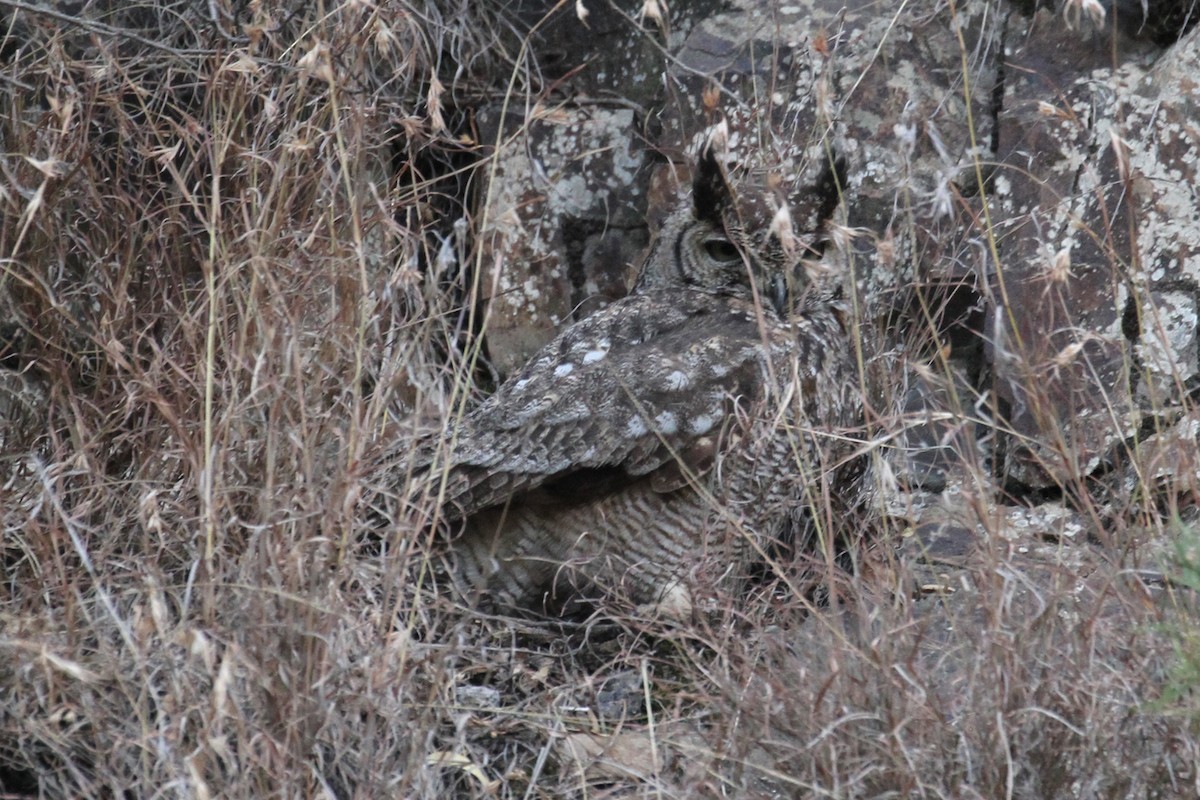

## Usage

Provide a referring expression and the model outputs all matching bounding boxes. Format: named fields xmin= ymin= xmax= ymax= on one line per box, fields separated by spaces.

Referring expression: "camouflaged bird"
xmin=407 ymin=125 xmax=861 ymax=617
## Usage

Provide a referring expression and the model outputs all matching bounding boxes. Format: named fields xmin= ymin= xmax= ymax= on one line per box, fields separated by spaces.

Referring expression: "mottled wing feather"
xmin=412 ymin=289 xmax=779 ymax=519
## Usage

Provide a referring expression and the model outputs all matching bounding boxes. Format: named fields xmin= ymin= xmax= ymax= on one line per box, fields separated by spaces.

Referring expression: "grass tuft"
xmin=1 ymin=2 xmax=1197 ymax=797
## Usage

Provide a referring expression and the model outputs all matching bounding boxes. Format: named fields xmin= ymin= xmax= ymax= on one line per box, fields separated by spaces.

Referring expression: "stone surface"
xmin=476 ymin=106 xmax=650 ymax=375
xmin=471 ymin=0 xmax=724 ymax=376
xmin=437 ymin=0 xmax=1200 ymax=492
xmin=985 ymin=11 xmax=1200 ymax=487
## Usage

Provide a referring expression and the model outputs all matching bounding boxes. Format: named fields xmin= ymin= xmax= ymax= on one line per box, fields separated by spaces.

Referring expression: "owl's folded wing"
xmin=408 ymin=289 xmax=781 ymax=520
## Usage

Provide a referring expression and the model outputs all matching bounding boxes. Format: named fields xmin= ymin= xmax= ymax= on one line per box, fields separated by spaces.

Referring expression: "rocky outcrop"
xmin=475 ymin=0 xmax=1200 ymax=500
xmin=991 ymin=6 xmax=1200 ymax=488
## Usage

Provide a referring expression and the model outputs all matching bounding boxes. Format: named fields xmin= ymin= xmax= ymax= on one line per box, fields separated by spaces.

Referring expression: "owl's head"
xmin=637 ymin=123 xmax=846 ymax=316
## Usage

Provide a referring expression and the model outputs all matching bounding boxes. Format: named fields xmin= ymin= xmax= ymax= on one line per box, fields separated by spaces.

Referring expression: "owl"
xmin=401 ymin=125 xmax=861 ymax=617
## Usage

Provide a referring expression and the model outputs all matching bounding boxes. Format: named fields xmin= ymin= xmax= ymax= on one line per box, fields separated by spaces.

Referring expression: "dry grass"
xmin=2 ymin=1 xmax=1199 ymax=798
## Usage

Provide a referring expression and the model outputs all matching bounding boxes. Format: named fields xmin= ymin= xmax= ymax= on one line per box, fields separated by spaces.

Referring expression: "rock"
xmin=453 ymin=684 xmax=502 ymax=710
xmin=593 ymin=669 xmax=644 ymax=721
xmin=469 ymin=0 xmax=1200 ymax=495
xmin=894 ymin=362 xmax=990 ymax=492
xmin=1131 ymin=410 xmax=1200 ymax=497
xmin=985 ymin=8 xmax=1199 ymax=488
xmin=557 ymin=730 xmax=662 ymax=781
xmin=471 ymin=0 xmax=725 ymax=376
xmin=556 ymin=722 xmax=706 ymax=783
xmin=476 ymin=106 xmax=650 ymax=375
xmin=1107 ymin=0 xmax=1200 ymax=43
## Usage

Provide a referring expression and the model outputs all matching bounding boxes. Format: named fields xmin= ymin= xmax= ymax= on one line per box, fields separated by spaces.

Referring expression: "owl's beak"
xmin=770 ymin=273 xmax=789 ymax=317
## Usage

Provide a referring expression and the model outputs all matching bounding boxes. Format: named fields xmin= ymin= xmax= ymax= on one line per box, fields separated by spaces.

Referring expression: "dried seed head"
xmin=1063 ymin=0 xmax=1106 ymax=29
xmin=639 ymin=0 xmax=667 ymax=34
xmin=1110 ymin=130 xmax=1132 ymax=183
xmin=1048 ymin=246 xmax=1073 ymax=285
xmin=770 ymin=203 xmax=798 ymax=257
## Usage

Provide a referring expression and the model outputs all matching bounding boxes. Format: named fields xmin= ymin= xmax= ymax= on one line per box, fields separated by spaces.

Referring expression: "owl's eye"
xmin=702 ymin=235 xmax=741 ymax=264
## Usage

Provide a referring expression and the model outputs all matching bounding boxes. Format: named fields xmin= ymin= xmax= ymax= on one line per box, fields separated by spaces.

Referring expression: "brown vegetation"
xmin=1 ymin=2 xmax=1198 ymax=797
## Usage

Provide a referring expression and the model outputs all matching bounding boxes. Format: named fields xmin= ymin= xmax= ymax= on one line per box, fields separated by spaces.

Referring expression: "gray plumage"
xmin=405 ymin=127 xmax=861 ymax=616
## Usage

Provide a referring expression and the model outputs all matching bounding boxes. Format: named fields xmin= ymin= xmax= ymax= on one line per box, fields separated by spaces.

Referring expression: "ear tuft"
xmin=692 ymin=121 xmax=733 ymax=226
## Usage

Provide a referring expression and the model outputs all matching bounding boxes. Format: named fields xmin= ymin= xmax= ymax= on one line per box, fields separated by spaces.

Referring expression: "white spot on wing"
xmin=655 ymin=411 xmax=679 ymax=435
xmin=664 ymin=370 xmax=690 ymax=390
xmin=689 ymin=414 xmax=715 ymax=435
xmin=626 ymin=416 xmax=649 ymax=437
xmin=554 ymin=363 xmax=575 ymax=378
xmin=579 ymin=338 xmax=611 ymax=364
